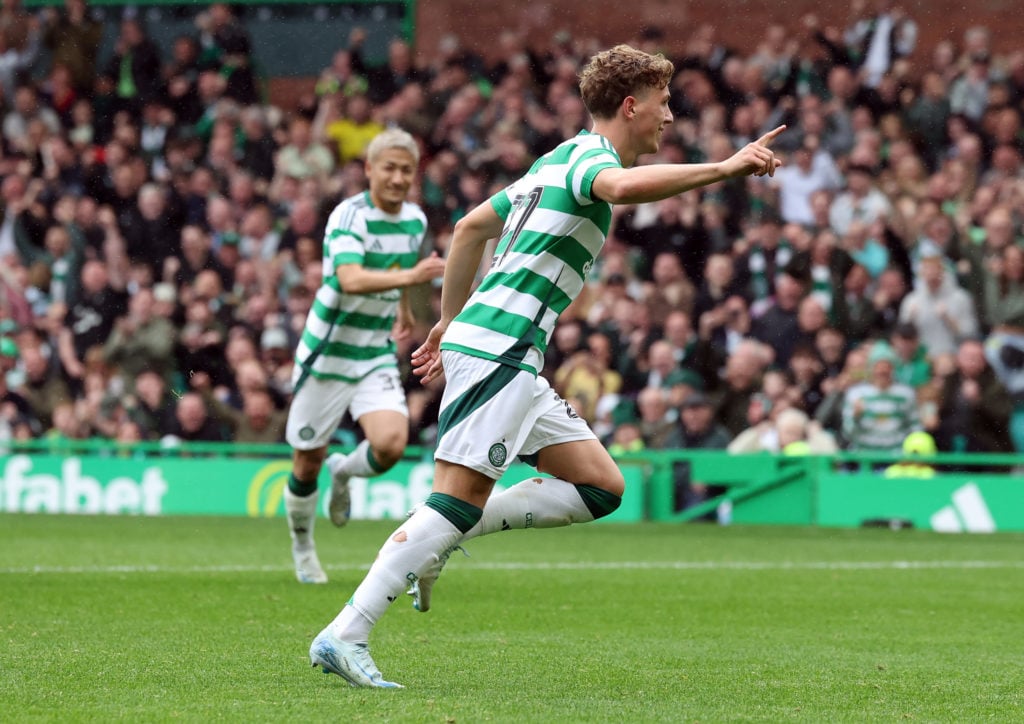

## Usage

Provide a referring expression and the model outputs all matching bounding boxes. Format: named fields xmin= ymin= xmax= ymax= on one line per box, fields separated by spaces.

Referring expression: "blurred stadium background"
xmin=2 ymin=0 xmax=1024 ymax=529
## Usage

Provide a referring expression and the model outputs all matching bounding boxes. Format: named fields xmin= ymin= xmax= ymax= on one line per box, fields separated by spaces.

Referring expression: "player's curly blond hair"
xmin=578 ymin=44 xmax=674 ymax=120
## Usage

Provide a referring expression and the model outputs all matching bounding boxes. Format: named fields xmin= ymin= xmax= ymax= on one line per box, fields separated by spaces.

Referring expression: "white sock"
xmin=462 ymin=477 xmax=594 ymax=541
xmin=329 ymin=440 xmax=379 ymax=478
xmin=284 ymin=488 xmax=318 ymax=549
xmin=330 ymin=506 xmax=463 ymax=643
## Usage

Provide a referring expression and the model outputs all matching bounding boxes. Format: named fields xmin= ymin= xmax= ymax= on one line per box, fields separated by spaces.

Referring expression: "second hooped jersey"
xmin=295 ymin=191 xmax=427 ymax=383
xmin=440 ymin=130 xmax=621 ymax=374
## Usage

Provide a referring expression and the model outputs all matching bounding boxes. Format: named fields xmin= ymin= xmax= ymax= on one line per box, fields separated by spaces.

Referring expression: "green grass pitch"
xmin=2 ymin=514 xmax=1023 ymax=722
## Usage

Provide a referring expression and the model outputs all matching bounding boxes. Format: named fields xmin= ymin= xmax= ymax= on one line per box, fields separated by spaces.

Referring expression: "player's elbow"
xmin=452 ymin=207 xmax=501 ymax=248
xmin=335 ymin=265 xmax=370 ymax=294
xmin=594 ymin=173 xmax=655 ymax=205
xmin=451 ymin=213 xmax=477 ymax=240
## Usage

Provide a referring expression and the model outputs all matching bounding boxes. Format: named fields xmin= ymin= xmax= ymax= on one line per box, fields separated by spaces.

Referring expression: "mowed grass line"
xmin=1 ymin=515 xmax=1022 ymax=722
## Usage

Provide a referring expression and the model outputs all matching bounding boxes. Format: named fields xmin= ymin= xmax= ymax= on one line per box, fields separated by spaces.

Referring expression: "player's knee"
xmin=577 ymin=468 xmax=624 ymax=521
xmin=370 ymin=431 xmax=407 ymax=470
xmin=597 ymin=468 xmax=626 ymax=499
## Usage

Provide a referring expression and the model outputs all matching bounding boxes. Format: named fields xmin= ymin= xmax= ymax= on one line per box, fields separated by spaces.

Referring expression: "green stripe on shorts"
xmin=436 ymin=360 xmax=521 ymax=444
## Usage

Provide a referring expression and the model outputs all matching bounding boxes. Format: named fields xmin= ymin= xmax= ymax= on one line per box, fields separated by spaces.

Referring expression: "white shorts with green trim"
xmin=433 ymin=350 xmax=596 ymax=479
xmin=286 ymin=367 xmax=407 ymax=449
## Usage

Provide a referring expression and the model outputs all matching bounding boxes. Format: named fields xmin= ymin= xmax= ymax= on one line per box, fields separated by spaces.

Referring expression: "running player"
xmin=309 ymin=44 xmax=783 ymax=684
xmin=283 ymin=128 xmax=445 ymax=584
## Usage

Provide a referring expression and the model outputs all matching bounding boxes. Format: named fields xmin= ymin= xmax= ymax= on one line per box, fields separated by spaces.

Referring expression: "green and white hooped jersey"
xmin=440 ymin=130 xmax=621 ymax=374
xmin=295 ymin=191 xmax=427 ymax=383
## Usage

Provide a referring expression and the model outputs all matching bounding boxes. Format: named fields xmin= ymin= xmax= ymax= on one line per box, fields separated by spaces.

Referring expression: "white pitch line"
xmin=0 ymin=560 xmax=1022 ymax=575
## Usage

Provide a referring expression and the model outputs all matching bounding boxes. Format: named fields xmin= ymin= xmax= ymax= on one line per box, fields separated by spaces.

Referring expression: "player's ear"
xmin=622 ymin=95 xmax=637 ymax=120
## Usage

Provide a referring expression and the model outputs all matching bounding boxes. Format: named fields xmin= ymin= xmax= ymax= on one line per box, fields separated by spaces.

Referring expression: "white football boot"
xmin=309 ymin=628 xmax=403 ymax=689
xmin=325 ymin=453 xmax=352 ymax=527
xmin=292 ymin=544 xmax=328 ymax=584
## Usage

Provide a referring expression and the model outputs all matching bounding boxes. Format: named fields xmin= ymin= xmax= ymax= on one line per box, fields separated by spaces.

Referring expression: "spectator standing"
xmin=0 ymin=12 xmax=39 ymax=106
xmin=949 ymin=51 xmax=993 ymax=123
xmin=787 ymin=341 xmax=826 ymax=415
xmin=41 ymin=0 xmax=102 ymax=95
xmin=712 ymin=342 xmax=769 ymax=437
xmin=352 ymin=35 xmax=427 ymax=106
xmin=554 ymin=330 xmax=622 ymax=424
xmin=125 ymin=368 xmax=177 ymax=439
xmin=889 ymin=322 xmax=932 ymax=388
xmin=872 ymin=265 xmax=909 ymax=334
xmin=276 ymin=196 xmax=322 ymax=256
xmin=662 ymin=309 xmax=698 ymax=369
xmin=15 ymin=223 xmax=85 ymax=307
xmin=844 ymin=0 xmax=918 ymax=89
xmin=205 ymin=2 xmax=258 ymax=105
xmin=842 ymin=341 xmax=918 ymax=454
xmin=828 ymin=162 xmax=892 ymax=236
xmin=619 ymin=194 xmax=708 ymax=283
xmin=832 ymin=263 xmax=879 ymax=343
xmin=3 ymin=85 xmax=61 ymax=147
xmin=899 ymin=248 xmax=978 ymax=357
xmin=734 ymin=209 xmax=792 ymax=302
xmin=0 ymin=0 xmax=30 ymax=53
xmin=751 ymin=270 xmax=805 ymax=365
xmin=193 ymin=370 xmax=285 ymax=444
xmin=644 ymin=250 xmax=696 ymax=325
xmin=163 ymin=35 xmax=203 ymax=126
xmin=17 ymin=344 xmax=70 ymax=431
xmin=693 ymin=252 xmax=745 ymax=323
xmin=168 ymin=224 xmax=231 ymax=290
xmin=904 ymin=71 xmax=952 ymax=172
xmin=274 ymin=115 xmax=334 ymax=184
xmin=103 ymin=287 xmax=176 ymax=383
xmin=176 ymin=295 xmax=226 ymax=383
xmin=697 ymin=293 xmax=752 ymax=364
xmin=238 ymin=106 xmax=277 ymax=182
xmin=936 ymin=339 xmax=1012 ymax=453
xmin=62 ymin=258 xmax=127 ymax=374
xmin=982 ymin=242 xmax=1024 ymax=330
xmin=317 ymin=92 xmax=384 ymax=166
xmin=771 ymin=134 xmax=842 ymax=227
xmin=122 ymin=183 xmax=180 ymax=278
xmin=103 ymin=17 xmax=163 ymax=117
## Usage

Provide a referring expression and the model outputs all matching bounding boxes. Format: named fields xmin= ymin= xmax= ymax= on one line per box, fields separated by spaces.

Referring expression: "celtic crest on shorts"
xmin=488 ymin=442 xmax=508 ymax=467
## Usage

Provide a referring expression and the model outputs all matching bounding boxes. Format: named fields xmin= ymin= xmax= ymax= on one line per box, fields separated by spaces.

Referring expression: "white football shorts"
xmin=433 ymin=350 xmax=596 ymax=479
xmin=286 ymin=367 xmax=407 ymax=449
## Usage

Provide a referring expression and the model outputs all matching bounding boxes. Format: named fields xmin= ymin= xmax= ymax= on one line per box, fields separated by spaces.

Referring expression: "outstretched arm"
xmin=592 ymin=126 xmax=786 ymax=205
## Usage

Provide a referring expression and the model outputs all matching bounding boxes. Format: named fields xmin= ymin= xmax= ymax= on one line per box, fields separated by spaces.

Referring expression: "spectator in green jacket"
xmin=890 ymin=322 xmax=932 ymax=388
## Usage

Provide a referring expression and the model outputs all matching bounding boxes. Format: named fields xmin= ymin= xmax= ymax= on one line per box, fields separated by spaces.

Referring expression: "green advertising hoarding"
xmin=0 ymin=454 xmax=644 ymax=522
xmin=815 ymin=473 xmax=1022 ymax=532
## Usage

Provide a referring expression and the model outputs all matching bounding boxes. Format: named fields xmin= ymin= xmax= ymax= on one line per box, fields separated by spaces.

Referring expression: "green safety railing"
xmin=609 ymin=449 xmax=1024 ymax=524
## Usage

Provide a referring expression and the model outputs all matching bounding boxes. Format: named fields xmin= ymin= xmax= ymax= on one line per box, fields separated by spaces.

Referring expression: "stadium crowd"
xmin=1 ymin=1 xmax=1022 ymax=475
